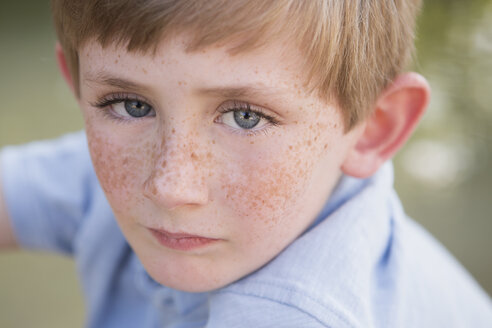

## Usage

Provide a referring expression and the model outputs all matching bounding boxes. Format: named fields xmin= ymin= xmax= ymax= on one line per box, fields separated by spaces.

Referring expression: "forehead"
xmin=79 ymin=35 xmax=311 ymax=97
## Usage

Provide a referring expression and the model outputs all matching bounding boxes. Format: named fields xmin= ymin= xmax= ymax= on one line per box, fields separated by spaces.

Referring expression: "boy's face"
xmin=77 ymin=35 xmax=362 ymax=292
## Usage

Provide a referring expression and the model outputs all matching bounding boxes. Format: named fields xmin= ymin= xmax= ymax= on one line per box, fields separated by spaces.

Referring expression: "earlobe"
xmin=342 ymin=72 xmax=430 ymax=178
xmin=55 ymin=42 xmax=75 ymax=94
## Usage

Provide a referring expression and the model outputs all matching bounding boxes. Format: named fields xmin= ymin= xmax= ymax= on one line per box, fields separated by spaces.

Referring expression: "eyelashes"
xmin=215 ymin=100 xmax=280 ymax=135
xmin=90 ymin=93 xmax=156 ymax=119
xmin=90 ymin=93 xmax=280 ymax=135
xmin=91 ymin=92 xmax=147 ymax=109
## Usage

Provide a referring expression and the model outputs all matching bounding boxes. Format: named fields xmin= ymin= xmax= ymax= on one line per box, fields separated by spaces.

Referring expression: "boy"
xmin=1 ymin=0 xmax=491 ymax=327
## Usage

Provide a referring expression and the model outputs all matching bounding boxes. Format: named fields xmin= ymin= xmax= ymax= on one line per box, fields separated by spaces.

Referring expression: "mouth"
xmin=148 ymin=228 xmax=221 ymax=251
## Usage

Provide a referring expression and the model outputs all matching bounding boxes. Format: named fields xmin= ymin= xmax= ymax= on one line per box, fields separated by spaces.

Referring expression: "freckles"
xmin=88 ymin=131 xmax=151 ymax=213
xmin=145 ymin=141 xmax=158 ymax=160
xmin=222 ymin=119 xmax=331 ymax=227
xmin=222 ymin=151 xmax=311 ymax=229
xmin=144 ymin=132 xmax=216 ymax=196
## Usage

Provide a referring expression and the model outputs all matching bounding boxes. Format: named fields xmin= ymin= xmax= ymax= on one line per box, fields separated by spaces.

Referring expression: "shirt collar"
xmin=308 ymin=162 xmax=394 ymax=231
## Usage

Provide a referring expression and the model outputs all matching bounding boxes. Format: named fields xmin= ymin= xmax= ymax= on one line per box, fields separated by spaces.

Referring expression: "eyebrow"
xmin=83 ymin=72 xmax=150 ymax=94
xmin=196 ymin=85 xmax=283 ymax=100
xmin=83 ymin=72 xmax=288 ymax=100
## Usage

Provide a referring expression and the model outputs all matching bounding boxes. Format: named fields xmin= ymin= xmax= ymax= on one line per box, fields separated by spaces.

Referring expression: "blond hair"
xmin=52 ymin=0 xmax=422 ymax=129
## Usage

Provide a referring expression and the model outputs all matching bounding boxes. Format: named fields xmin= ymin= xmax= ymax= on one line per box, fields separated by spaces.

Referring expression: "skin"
xmin=73 ymin=35 xmax=371 ymax=292
xmin=0 ymin=166 xmax=17 ymax=248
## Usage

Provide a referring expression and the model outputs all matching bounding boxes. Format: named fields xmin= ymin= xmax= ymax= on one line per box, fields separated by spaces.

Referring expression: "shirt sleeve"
xmin=0 ymin=131 xmax=97 ymax=255
xmin=206 ymin=291 xmax=332 ymax=328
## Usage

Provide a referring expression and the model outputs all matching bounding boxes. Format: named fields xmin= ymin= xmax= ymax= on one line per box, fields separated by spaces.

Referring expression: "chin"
xmin=148 ymin=269 xmax=230 ymax=293
xmin=142 ymin=257 xmax=236 ymax=293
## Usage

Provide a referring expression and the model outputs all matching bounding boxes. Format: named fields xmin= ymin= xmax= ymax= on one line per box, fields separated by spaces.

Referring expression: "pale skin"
xmin=0 ymin=35 xmax=429 ymax=293
xmin=0 ymin=170 xmax=17 ymax=248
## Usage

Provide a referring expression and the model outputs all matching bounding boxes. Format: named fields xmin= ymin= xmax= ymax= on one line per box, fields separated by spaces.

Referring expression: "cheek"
xmin=220 ymin=134 xmax=323 ymax=229
xmin=86 ymin=126 xmax=154 ymax=214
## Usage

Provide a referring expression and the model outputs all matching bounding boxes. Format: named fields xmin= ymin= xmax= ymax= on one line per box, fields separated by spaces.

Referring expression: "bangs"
xmin=52 ymin=0 xmax=422 ymax=129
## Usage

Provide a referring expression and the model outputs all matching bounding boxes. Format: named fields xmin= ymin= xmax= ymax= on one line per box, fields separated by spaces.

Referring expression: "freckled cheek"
xmin=220 ymin=150 xmax=313 ymax=228
xmin=86 ymin=130 xmax=154 ymax=215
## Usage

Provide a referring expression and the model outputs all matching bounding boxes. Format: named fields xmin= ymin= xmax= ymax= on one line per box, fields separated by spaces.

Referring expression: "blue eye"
xmin=233 ymin=110 xmax=261 ymax=129
xmin=93 ymin=97 xmax=155 ymax=119
xmin=220 ymin=109 xmax=268 ymax=131
xmin=123 ymin=100 xmax=153 ymax=117
xmin=217 ymin=101 xmax=280 ymax=134
xmin=92 ymin=95 xmax=156 ymax=120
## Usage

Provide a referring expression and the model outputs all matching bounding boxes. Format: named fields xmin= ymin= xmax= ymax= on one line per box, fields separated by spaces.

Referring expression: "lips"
xmin=149 ymin=228 xmax=220 ymax=251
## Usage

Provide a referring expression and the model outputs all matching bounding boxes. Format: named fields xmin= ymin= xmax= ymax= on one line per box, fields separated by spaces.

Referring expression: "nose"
xmin=143 ymin=135 xmax=209 ymax=210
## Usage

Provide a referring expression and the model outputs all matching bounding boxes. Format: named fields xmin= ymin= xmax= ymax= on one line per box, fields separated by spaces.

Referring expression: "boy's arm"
xmin=0 ymin=165 xmax=17 ymax=248
xmin=0 ymin=132 xmax=92 ymax=254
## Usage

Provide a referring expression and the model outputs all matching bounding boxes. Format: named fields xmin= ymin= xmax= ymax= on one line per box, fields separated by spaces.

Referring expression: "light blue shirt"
xmin=2 ymin=132 xmax=492 ymax=327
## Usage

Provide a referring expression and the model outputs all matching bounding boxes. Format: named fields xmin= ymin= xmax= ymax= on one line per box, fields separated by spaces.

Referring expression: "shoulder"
xmin=392 ymin=213 xmax=492 ymax=326
xmin=1 ymin=131 xmax=90 ymax=165
xmin=0 ymin=131 xmax=95 ymax=198
xmin=0 ymin=131 xmax=105 ymax=253
xmin=208 ymin=280 xmax=360 ymax=328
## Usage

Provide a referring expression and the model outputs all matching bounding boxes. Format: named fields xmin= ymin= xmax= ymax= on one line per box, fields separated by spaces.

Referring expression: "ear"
xmin=55 ymin=41 xmax=76 ymax=94
xmin=341 ymin=72 xmax=430 ymax=178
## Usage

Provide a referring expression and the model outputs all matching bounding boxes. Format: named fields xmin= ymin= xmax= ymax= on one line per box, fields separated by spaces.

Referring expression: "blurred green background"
xmin=0 ymin=0 xmax=491 ymax=327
